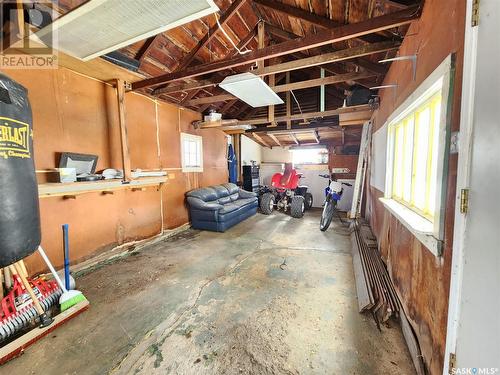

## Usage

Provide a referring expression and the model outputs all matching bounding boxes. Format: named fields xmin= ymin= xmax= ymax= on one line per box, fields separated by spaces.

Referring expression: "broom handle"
xmin=38 ymin=246 xmax=68 ymax=293
xmin=11 ymin=263 xmax=45 ymax=315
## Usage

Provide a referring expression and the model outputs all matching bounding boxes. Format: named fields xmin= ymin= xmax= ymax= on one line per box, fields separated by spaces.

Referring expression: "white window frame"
xmin=181 ymin=133 xmax=203 ymax=172
xmin=380 ymin=54 xmax=455 ymax=257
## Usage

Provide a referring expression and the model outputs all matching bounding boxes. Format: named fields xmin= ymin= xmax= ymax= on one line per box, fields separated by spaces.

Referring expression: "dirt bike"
xmin=319 ymin=174 xmax=352 ymax=231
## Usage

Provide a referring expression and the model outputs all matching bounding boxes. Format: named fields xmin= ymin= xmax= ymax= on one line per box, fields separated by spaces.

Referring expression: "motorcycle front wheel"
xmin=320 ymin=198 xmax=335 ymax=231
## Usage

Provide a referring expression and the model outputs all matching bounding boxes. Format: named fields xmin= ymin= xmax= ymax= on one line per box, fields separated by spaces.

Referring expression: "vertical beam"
xmin=320 ymin=68 xmax=326 ymax=112
xmin=257 ymin=21 xmax=265 ymax=71
xmin=286 ymin=71 xmax=291 ymax=129
xmin=268 ymin=74 xmax=276 ymax=126
xmin=16 ymin=0 xmax=25 ymax=38
xmin=115 ymin=79 xmax=132 ymax=181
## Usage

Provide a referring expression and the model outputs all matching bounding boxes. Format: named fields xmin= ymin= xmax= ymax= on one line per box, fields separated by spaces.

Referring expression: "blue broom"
xmin=37 ymin=225 xmax=87 ymax=311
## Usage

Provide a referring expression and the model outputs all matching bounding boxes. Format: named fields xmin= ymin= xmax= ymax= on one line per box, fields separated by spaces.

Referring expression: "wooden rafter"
xmin=253 ymin=0 xmax=387 ymax=43
xmin=267 ymin=133 xmax=281 ymax=146
xmin=251 ymin=132 xmax=270 ymax=147
xmin=150 ymin=40 xmax=398 ymax=97
xmin=131 ymin=6 xmax=420 ymax=90
xmin=135 ymin=36 xmax=158 ymax=65
xmin=176 ymin=0 xmax=247 ymax=72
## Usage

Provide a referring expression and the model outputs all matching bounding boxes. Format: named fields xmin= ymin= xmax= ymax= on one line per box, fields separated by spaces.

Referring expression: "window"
xmin=181 ymin=133 xmax=203 ymax=172
xmin=382 ymin=55 xmax=454 ymax=256
xmin=389 ymin=91 xmax=441 ymax=220
xmin=291 ymin=147 xmax=328 ymax=165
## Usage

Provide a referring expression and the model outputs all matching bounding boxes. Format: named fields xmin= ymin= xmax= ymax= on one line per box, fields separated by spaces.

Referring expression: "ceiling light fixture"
xmin=219 ymin=73 xmax=284 ymax=108
xmin=33 ymin=0 xmax=219 ymax=61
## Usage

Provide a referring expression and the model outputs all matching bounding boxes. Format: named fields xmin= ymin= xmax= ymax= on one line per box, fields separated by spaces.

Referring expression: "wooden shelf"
xmin=38 ymin=176 xmax=167 ymax=198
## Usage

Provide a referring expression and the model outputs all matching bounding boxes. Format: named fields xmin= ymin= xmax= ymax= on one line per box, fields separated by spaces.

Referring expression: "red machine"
xmin=0 ymin=275 xmax=61 ymax=342
xmin=260 ymin=163 xmax=313 ymax=218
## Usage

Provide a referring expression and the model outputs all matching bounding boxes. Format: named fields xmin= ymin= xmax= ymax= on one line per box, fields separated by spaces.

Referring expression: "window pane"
xmin=393 ymin=124 xmax=404 ymax=198
xmin=413 ymin=107 xmax=430 ymax=210
xmin=428 ymin=96 xmax=442 ymax=215
xmin=403 ymin=116 xmax=414 ymax=203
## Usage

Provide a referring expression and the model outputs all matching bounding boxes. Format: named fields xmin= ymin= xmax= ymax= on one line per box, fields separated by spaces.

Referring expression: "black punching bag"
xmin=0 ymin=73 xmax=41 ymax=267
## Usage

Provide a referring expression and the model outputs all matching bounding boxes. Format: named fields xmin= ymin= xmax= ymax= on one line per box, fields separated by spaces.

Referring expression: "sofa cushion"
xmin=186 ymin=187 xmax=218 ymax=202
xmin=218 ymin=196 xmax=232 ymax=205
xmin=219 ymin=200 xmax=258 ymax=222
xmin=212 ymin=185 xmax=230 ymax=199
xmin=223 ymin=183 xmax=239 ymax=195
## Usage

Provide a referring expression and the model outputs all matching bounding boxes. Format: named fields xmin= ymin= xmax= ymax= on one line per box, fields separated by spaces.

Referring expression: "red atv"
xmin=259 ymin=163 xmax=313 ymax=218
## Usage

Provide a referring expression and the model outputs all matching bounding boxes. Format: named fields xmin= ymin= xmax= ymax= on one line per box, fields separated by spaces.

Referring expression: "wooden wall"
xmin=1 ymin=67 xmax=228 ymax=275
xmin=366 ymin=1 xmax=465 ymax=374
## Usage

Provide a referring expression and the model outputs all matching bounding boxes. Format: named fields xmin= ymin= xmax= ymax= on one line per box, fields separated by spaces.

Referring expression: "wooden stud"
xmin=257 ymin=20 xmax=265 ymax=71
xmin=286 ymin=72 xmax=291 ymax=129
xmin=268 ymin=73 xmax=276 ymax=125
xmin=115 ymin=79 xmax=132 ymax=181
xmin=131 ymin=7 xmax=420 ymax=90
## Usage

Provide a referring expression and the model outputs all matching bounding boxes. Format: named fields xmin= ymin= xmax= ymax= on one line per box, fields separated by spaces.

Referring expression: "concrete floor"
xmin=4 ymin=210 xmax=414 ymax=375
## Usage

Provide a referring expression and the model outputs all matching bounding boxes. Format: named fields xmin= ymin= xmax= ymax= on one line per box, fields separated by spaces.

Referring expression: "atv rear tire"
xmin=290 ymin=196 xmax=305 ymax=218
xmin=260 ymin=193 xmax=275 ymax=214
xmin=304 ymin=192 xmax=313 ymax=210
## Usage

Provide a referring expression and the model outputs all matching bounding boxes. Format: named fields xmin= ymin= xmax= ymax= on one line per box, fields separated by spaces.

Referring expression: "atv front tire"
xmin=260 ymin=193 xmax=275 ymax=215
xmin=290 ymin=196 xmax=305 ymax=218
xmin=304 ymin=192 xmax=313 ymax=210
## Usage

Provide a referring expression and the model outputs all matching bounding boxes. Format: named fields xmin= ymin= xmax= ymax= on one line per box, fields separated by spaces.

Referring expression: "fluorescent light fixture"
xmin=33 ymin=0 xmax=219 ymax=61
xmin=219 ymin=73 xmax=284 ymax=107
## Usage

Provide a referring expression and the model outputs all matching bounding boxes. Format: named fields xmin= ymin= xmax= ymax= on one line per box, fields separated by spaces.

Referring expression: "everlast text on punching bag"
xmin=0 ymin=73 xmax=41 ymax=267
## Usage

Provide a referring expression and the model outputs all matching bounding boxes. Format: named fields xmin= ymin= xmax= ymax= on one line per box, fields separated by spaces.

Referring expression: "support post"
xmin=286 ymin=72 xmax=291 ymax=129
xmin=115 ymin=79 xmax=132 ymax=181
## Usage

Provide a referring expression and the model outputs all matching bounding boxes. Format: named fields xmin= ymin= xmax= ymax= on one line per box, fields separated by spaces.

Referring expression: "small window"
xmin=291 ymin=147 xmax=328 ymax=165
xmin=181 ymin=133 xmax=203 ymax=172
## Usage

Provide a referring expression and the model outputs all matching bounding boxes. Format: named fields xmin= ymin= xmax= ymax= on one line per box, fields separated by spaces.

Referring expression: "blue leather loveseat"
xmin=186 ymin=183 xmax=258 ymax=232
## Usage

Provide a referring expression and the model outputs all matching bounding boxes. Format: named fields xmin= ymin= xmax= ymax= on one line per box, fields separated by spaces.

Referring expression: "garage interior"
xmin=0 ymin=0 xmax=498 ymax=374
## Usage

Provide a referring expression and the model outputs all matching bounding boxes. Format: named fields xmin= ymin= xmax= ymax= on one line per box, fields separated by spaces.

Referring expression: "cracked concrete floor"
xmin=3 ymin=210 xmax=415 ymax=375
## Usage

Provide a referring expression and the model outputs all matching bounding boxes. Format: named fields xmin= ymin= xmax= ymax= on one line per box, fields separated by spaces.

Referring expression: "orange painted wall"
xmin=1 ymin=67 xmax=228 ymax=274
xmin=366 ymin=1 xmax=465 ymax=374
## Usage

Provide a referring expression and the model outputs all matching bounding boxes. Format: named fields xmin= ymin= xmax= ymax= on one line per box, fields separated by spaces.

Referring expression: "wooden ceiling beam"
xmin=176 ymin=0 xmax=247 ymax=72
xmin=251 ymin=132 xmax=270 ymax=147
xmin=152 ymin=41 xmax=398 ymax=98
xmin=267 ymin=133 xmax=281 ymax=146
xmin=240 ymin=104 xmax=373 ymax=126
xmin=186 ymin=71 xmax=378 ymax=106
xmin=135 ymin=36 xmax=158 ymax=64
xmin=131 ymin=6 xmax=420 ymax=90
xmin=253 ymin=0 xmax=387 ymax=43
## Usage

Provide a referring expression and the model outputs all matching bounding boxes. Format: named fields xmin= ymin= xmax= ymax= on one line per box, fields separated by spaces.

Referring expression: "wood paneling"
xmin=0 ymin=66 xmax=228 ymax=274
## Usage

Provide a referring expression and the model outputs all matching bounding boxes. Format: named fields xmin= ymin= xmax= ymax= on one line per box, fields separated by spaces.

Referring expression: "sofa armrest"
xmin=238 ymin=189 xmax=257 ymax=199
xmin=187 ymin=197 xmax=223 ymax=211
